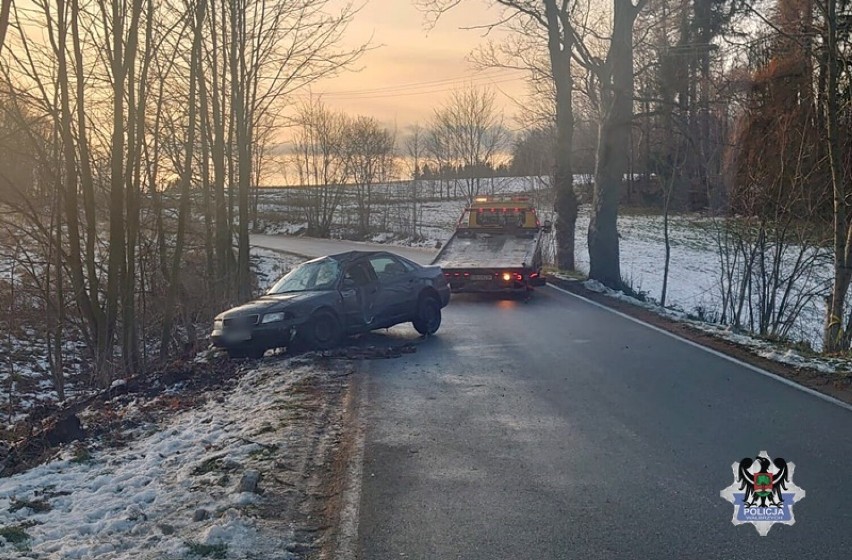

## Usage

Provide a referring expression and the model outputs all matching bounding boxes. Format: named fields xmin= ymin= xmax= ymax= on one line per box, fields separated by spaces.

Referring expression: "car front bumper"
xmin=211 ymin=321 xmax=301 ymax=350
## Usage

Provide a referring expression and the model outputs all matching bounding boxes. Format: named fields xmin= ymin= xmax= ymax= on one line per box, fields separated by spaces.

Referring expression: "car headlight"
xmin=261 ymin=311 xmax=290 ymax=324
xmin=213 ymin=319 xmax=224 ymax=330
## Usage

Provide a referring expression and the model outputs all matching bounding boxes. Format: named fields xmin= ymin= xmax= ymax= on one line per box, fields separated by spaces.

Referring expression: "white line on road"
xmin=546 ymin=283 xmax=852 ymax=414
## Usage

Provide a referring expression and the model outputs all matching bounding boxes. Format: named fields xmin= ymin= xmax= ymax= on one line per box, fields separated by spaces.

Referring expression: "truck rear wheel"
xmin=413 ymin=296 xmax=442 ymax=336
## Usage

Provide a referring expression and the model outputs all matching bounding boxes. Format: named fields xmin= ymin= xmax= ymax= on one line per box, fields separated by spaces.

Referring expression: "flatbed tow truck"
xmin=432 ymin=196 xmax=551 ymax=295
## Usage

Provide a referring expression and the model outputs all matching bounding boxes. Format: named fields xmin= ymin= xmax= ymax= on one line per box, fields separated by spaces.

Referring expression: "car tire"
xmin=303 ymin=310 xmax=342 ymax=350
xmin=227 ymin=345 xmax=265 ymax=360
xmin=413 ymin=295 xmax=442 ymax=336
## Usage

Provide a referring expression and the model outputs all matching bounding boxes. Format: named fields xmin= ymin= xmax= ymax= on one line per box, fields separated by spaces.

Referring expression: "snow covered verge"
xmin=562 ymin=276 xmax=852 ymax=377
xmin=0 ymin=355 xmax=354 ymax=560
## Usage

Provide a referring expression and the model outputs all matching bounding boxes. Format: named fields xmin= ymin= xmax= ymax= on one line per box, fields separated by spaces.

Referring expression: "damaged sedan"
xmin=211 ymin=250 xmax=451 ymax=358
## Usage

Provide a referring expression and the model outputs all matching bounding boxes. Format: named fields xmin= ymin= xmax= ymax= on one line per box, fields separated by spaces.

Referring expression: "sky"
xmin=306 ymin=0 xmax=530 ymax=131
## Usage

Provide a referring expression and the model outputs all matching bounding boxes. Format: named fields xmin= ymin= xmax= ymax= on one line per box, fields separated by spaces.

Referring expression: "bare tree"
xmin=416 ymin=0 xmax=581 ymax=270
xmin=821 ymin=0 xmax=852 ymax=351
xmin=430 ymin=86 xmax=507 ymax=204
xmin=160 ymin=0 xmax=205 ymax=359
xmin=405 ymin=123 xmax=426 ymax=237
xmin=570 ymin=0 xmax=648 ymax=287
xmin=0 ymin=0 xmax=366 ymax=390
xmin=425 ymin=123 xmax=453 ymax=200
xmin=344 ymin=116 xmax=396 ymax=238
xmin=0 ymin=0 xmax=10 ymax=58
xmin=291 ymin=99 xmax=349 ymax=237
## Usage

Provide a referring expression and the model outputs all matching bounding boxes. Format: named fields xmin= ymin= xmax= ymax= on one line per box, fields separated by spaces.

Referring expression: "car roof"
xmin=319 ymin=250 xmax=390 ymax=263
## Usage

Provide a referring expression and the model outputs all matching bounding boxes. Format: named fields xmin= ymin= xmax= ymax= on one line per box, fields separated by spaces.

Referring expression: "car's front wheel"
xmin=413 ymin=295 xmax=441 ymax=336
xmin=302 ymin=310 xmax=342 ymax=350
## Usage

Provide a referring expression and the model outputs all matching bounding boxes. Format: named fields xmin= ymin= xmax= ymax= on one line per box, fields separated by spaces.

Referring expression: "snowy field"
xmin=256 ymin=179 xmax=837 ymax=353
xmin=570 ymin=208 xmax=832 ymax=350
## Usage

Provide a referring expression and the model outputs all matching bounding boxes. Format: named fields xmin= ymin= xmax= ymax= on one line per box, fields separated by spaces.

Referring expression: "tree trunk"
xmin=544 ymin=0 xmax=577 ymax=271
xmin=58 ymin=0 xmax=102 ymax=362
xmin=208 ymin=0 xmax=232 ymax=299
xmin=661 ymin=195 xmax=671 ymax=308
xmin=588 ymin=0 xmax=639 ymax=288
xmin=160 ymin=0 xmax=205 ymax=359
xmin=231 ymin=0 xmax=252 ymax=301
xmin=122 ymin=0 xmax=145 ymax=373
xmin=199 ymin=73 xmax=215 ymax=287
xmin=823 ymin=0 xmax=849 ymax=352
xmin=0 ymin=0 xmax=10 ymax=57
xmin=71 ymin=0 xmax=100 ymax=326
xmin=103 ymin=0 xmax=129 ymax=384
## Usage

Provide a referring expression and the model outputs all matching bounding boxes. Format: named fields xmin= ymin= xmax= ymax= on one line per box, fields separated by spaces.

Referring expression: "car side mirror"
xmin=542 ymin=220 xmax=553 ymax=233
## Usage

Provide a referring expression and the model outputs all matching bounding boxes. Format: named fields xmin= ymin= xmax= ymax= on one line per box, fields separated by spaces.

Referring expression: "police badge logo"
xmin=720 ymin=450 xmax=805 ymax=536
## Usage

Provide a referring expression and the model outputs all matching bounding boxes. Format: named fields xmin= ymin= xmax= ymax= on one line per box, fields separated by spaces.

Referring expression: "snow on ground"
xmin=0 ymin=249 xmax=304 ymax=433
xmin=569 ymin=208 xmax=832 ymax=350
xmin=0 ymin=356 xmax=349 ymax=559
xmin=253 ymin=180 xmax=845 ymax=359
xmin=250 ymin=248 xmax=305 ymax=293
xmin=254 ymin=176 xmax=553 ymax=249
xmin=254 ymin=222 xmax=308 ymax=237
xmin=577 ymin=278 xmax=852 ymax=375
xmin=1 ymin=328 xmax=88 ymax=428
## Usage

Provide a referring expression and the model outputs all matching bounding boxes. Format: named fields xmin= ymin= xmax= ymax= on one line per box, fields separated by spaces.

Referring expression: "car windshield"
xmin=267 ymin=258 xmax=340 ymax=294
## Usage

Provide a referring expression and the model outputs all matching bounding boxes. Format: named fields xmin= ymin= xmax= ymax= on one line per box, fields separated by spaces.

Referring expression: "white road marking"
xmin=545 ymin=283 xmax=852 ymax=414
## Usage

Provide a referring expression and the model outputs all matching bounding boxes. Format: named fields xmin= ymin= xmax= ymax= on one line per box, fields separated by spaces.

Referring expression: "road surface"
xmin=251 ymin=234 xmax=437 ymax=265
xmin=252 ymin=234 xmax=852 ymax=559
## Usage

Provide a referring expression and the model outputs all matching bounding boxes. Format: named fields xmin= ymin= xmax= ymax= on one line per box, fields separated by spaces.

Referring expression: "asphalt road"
xmin=251 ymin=234 xmax=852 ymax=559
xmin=251 ymin=234 xmax=437 ymax=265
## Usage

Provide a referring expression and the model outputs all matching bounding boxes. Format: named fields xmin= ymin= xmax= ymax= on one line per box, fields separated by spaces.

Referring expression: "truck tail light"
xmin=501 ymin=272 xmax=511 ymax=282
xmin=530 ymin=272 xmax=539 ymax=279
xmin=514 ymin=273 xmax=523 ymax=281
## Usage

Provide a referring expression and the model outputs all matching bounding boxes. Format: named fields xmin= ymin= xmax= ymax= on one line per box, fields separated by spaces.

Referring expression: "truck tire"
xmin=413 ymin=296 xmax=442 ymax=336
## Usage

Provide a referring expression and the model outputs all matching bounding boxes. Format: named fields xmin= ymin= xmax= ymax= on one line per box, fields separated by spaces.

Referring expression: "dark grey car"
xmin=211 ymin=250 xmax=451 ymax=358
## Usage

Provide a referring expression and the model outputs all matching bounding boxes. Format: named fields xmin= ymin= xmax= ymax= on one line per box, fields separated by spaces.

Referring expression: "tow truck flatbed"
xmin=431 ymin=196 xmax=550 ymax=294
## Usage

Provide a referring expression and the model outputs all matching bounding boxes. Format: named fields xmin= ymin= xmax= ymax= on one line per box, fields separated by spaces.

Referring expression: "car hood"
xmin=218 ymin=291 xmax=326 ymax=319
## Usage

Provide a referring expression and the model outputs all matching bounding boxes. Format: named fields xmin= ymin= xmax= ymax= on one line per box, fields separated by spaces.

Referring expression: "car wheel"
xmin=227 ymin=345 xmax=265 ymax=360
xmin=303 ymin=310 xmax=342 ymax=350
xmin=413 ymin=295 xmax=441 ymax=336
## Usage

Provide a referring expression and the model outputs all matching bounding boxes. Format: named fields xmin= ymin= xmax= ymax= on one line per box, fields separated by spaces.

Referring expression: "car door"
xmin=368 ymin=255 xmax=417 ymax=323
xmin=339 ymin=260 xmax=381 ymax=331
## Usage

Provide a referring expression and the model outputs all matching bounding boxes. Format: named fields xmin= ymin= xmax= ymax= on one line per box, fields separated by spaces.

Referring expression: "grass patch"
xmin=9 ymin=498 xmax=51 ymax=514
xmin=253 ymin=424 xmax=275 ymax=436
xmin=186 ymin=541 xmax=228 ymax=559
xmin=0 ymin=525 xmax=31 ymax=545
xmin=759 ymin=333 xmax=817 ymax=357
xmin=70 ymin=446 xmax=92 ymax=464
xmin=543 ymin=267 xmax=586 ymax=280
xmin=248 ymin=443 xmax=279 ymax=460
xmin=191 ymin=455 xmax=238 ymax=476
